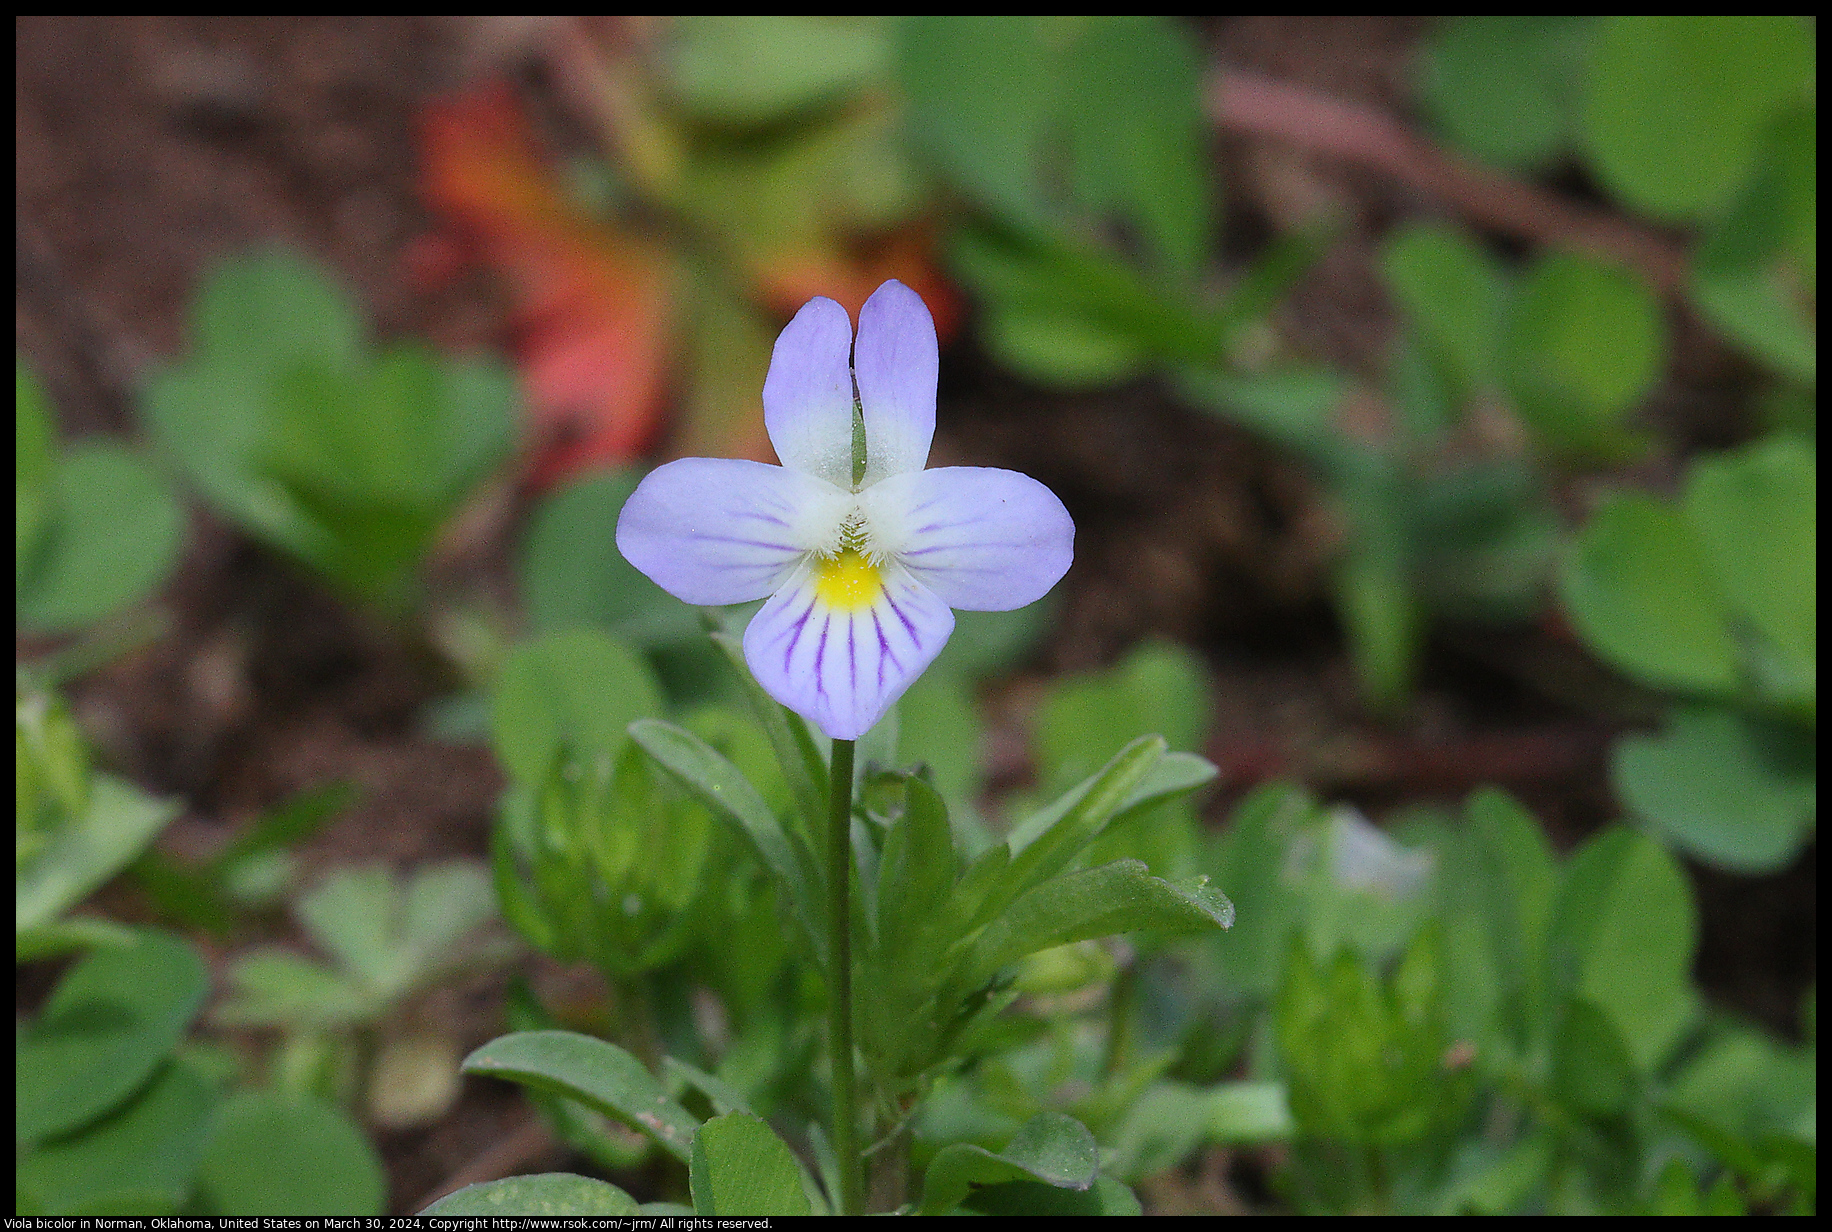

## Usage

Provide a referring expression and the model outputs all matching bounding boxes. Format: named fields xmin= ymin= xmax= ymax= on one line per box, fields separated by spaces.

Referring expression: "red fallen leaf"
xmin=417 ymin=81 xmax=676 ymax=489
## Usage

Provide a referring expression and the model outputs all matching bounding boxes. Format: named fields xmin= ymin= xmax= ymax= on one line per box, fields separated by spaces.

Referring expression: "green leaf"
xmin=1503 ymin=252 xmax=1663 ymax=458
xmin=1422 ymin=17 xmax=1589 ymax=171
xmin=15 ymin=915 xmax=140 ymax=962
xmin=16 ymin=928 xmax=208 ymax=1144
xmin=689 ymin=1112 xmax=813 ymax=1216
xmin=1063 ymin=17 xmax=1210 ymax=276
xmin=1582 ymin=16 xmax=1814 ymax=222
xmin=1334 ymin=530 xmax=1423 ymax=710
xmin=1103 ymin=1081 xmax=1292 ymax=1181
xmin=1550 ymin=996 xmax=1637 ymax=1117
xmin=1549 ymin=827 xmax=1697 ymax=1072
xmin=492 ymin=630 xmax=665 ymax=786
xmin=1559 ymin=492 xmax=1740 ymax=695
xmin=1208 ymin=1080 xmax=1296 ymax=1143
xmin=964 ymin=859 xmax=1232 ymax=987
xmin=17 ymin=774 xmax=182 ymax=935
xmin=708 ymin=630 xmax=828 ymax=830
xmin=1176 ymin=367 xmax=1348 ymax=458
xmin=665 ymin=16 xmax=887 ymax=128
xmin=1615 ymin=707 xmax=1814 ymax=874
xmin=918 ymin=1111 xmax=1099 ymax=1214
xmin=211 ymin=949 xmax=376 ymax=1030
xmin=898 ymin=16 xmax=1058 ymax=224
xmin=295 ymin=865 xmax=412 ymax=996
xmin=15 ymin=1059 xmax=218 ymax=1216
xmin=16 ymin=444 xmax=184 ymax=633
xmin=521 ymin=470 xmax=699 ymax=644
xmin=1035 ymin=640 xmax=1211 ymax=793
xmin=965 ymin=1175 xmax=1142 ymax=1216
xmin=1683 ymin=436 xmax=1816 ymax=702
xmin=423 ymin=1174 xmax=640 ymax=1216
xmin=875 ymin=775 xmax=958 ymax=960
xmin=189 ymin=248 xmax=365 ymax=376
xmin=1380 ymin=223 xmax=1507 ymax=398
xmin=628 ymin=718 xmax=824 ymax=965
xmin=140 ymin=363 xmax=336 ymax=570
xmin=463 ymin=1030 xmax=699 ymax=1163
xmin=982 ymin=308 xmax=1147 ymax=389
xmin=1688 ymin=111 xmax=1816 ymax=384
xmin=1465 ymin=788 xmax=1558 ymax=1037
xmin=196 ymin=1090 xmax=385 ymax=1216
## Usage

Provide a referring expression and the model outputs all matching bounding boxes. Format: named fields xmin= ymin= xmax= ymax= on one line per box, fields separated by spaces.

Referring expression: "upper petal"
xmin=742 ymin=561 xmax=954 ymax=741
xmin=854 ymin=280 xmax=937 ymax=486
xmin=763 ymin=295 xmax=857 ymax=487
xmin=616 ymin=457 xmax=848 ymax=605
xmin=862 ymin=466 xmax=1074 ymax=611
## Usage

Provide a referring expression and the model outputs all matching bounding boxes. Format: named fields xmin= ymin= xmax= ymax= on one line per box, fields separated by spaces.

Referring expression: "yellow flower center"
xmin=813 ymin=549 xmax=883 ymax=611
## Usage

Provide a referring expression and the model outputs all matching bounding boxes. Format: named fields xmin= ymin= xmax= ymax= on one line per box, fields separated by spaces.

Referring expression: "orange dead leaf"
xmin=417 ymin=81 xmax=676 ymax=488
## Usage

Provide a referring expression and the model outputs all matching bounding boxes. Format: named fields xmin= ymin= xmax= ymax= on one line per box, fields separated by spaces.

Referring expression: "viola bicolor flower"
xmin=617 ymin=280 xmax=1073 ymax=740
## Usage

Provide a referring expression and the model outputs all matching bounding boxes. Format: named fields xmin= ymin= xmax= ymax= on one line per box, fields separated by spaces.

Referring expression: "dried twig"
xmin=1206 ymin=68 xmax=1689 ymax=294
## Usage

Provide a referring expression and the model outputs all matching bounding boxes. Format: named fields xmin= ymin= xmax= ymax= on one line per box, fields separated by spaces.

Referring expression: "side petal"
xmin=855 ymin=280 xmax=937 ymax=486
xmin=862 ymin=466 xmax=1074 ymax=611
xmin=616 ymin=458 xmax=847 ymax=605
xmin=762 ymin=295 xmax=857 ymax=487
xmin=743 ymin=563 xmax=954 ymax=741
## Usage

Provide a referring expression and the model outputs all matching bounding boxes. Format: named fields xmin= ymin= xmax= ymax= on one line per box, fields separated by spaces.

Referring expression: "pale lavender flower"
xmin=616 ymin=280 xmax=1073 ymax=740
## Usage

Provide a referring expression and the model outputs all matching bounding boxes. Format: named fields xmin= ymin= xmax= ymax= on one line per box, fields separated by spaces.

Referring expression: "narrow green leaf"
xmin=918 ymin=1111 xmax=1098 ymax=1215
xmin=15 ymin=915 xmax=140 ymax=962
xmin=709 ymin=630 xmax=828 ymax=830
xmin=1381 ymin=223 xmax=1507 ymax=398
xmin=628 ymin=718 xmax=825 ymax=965
xmin=1466 ymin=787 xmax=1558 ymax=1038
xmin=16 ymin=775 xmax=181 ymax=935
xmin=211 ymin=949 xmax=375 ymax=1030
xmin=422 ymin=1174 xmax=640 ymax=1216
xmin=689 ymin=1112 xmax=813 ymax=1217
xmin=963 ymin=859 xmax=1233 ymax=986
xmin=1550 ymin=996 xmax=1636 ymax=1117
xmin=874 ymin=775 xmax=957 ymax=964
xmin=662 ymin=1056 xmax=755 ymax=1117
xmin=462 ymin=1030 xmax=699 ymax=1163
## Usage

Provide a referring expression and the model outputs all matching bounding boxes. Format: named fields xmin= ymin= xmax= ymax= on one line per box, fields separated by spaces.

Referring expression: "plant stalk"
xmin=826 ymin=737 xmax=864 ymax=1216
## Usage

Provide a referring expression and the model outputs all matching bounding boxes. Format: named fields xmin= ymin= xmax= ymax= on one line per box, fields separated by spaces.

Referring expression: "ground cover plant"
xmin=17 ymin=16 xmax=1813 ymax=1216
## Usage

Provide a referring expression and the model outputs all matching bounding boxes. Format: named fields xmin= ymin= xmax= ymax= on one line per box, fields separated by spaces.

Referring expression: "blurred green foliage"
xmin=140 ymin=250 xmax=516 ymax=618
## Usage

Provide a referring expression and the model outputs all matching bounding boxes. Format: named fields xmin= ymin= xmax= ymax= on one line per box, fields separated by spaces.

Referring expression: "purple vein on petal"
xmin=774 ymin=591 xmax=818 ymax=670
xmin=812 ymin=617 xmax=831 ymax=701
xmin=882 ymin=588 xmax=918 ymax=643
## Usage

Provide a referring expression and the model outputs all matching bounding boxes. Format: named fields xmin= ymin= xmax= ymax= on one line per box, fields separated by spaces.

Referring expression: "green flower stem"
xmin=827 ymin=737 xmax=864 ymax=1216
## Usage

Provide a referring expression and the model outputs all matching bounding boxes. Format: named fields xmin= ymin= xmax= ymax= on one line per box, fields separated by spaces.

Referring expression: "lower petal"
xmin=742 ymin=563 xmax=954 ymax=741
